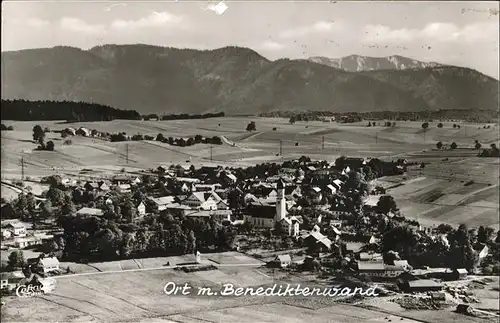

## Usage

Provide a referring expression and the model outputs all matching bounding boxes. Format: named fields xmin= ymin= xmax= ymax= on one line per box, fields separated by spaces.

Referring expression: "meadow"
xmin=1 ymin=117 xmax=499 ymax=229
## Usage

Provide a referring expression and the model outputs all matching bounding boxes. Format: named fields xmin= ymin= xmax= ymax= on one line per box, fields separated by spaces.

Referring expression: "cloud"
xmin=257 ymin=40 xmax=285 ymax=51
xmin=363 ymin=22 xmax=498 ymax=44
xmin=111 ymin=11 xmax=184 ymax=30
xmin=26 ymin=18 xmax=50 ymax=28
xmin=60 ymin=17 xmax=105 ymax=34
xmin=279 ymin=20 xmax=343 ymax=39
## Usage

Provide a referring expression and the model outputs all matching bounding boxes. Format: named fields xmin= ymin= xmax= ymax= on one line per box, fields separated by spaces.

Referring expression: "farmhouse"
xmin=36 ymin=256 xmax=60 ymax=274
xmin=76 ymin=127 xmax=90 ymax=136
xmin=5 ymin=222 xmax=27 ymax=237
xmin=150 ymin=196 xmax=176 ymax=211
xmin=14 ymin=236 xmax=43 ymax=249
xmin=357 ymin=261 xmax=407 ymax=278
xmin=1 ymin=271 xmax=26 ymax=291
xmin=211 ymin=210 xmax=233 ymax=224
xmin=183 ymin=192 xmax=220 ymax=210
xmin=276 ymin=254 xmax=292 ymax=268
xmin=76 ymin=207 xmax=104 ymax=217
xmin=304 ymin=227 xmax=333 ymax=252
xmin=399 ymin=279 xmax=443 ymax=293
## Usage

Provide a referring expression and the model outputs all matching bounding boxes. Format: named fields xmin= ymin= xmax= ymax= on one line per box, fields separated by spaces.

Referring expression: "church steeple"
xmin=275 ymin=178 xmax=286 ymax=222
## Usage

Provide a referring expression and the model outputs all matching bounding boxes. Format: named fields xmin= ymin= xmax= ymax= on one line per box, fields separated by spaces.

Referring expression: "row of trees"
xmin=2 ymin=99 xmax=141 ymax=121
xmin=32 ymin=125 xmax=55 ymax=151
xmin=142 ymin=112 xmax=225 ymax=121
xmin=156 ymin=133 xmax=222 ymax=146
xmin=1 ymin=124 xmax=14 ymax=131
xmin=260 ymin=110 xmax=498 ymax=123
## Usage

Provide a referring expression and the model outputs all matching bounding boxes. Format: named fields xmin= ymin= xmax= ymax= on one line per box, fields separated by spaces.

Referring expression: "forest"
xmin=1 ymin=99 xmax=141 ymax=121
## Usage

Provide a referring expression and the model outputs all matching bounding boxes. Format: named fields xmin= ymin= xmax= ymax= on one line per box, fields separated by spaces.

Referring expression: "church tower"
xmin=275 ymin=179 xmax=287 ymax=222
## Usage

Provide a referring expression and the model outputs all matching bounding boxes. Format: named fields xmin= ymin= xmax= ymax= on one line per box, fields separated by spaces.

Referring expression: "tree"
xmin=33 ymin=125 xmax=45 ymax=142
xmin=437 ymin=123 xmax=443 ymax=128
xmin=477 ymin=226 xmax=495 ymax=244
xmin=436 ymin=141 xmax=443 ymax=149
xmin=246 ymin=121 xmax=256 ymax=132
xmin=0 ymin=124 xmax=7 ymax=131
xmin=40 ymin=200 xmax=53 ymax=220
xmin=450 ymin=142 xmax=457 ymax=150
xmin=8 ymin=250 xmax=25 ymax=268
xmin=421 ymin=122 xmax=429 ymax=129
xmin=274 ymin=221 xmax=285 ymax=236
xmin=367 ymin=122 xmax=372 ymax=127
xmin=289 ymin=115 xmax=296 ymax=124
xmin=7 ymin=125 xmax=14 ymax=130
xmin=376 ymin=195 xmax=398 ymax=214
xmin=47 ymin=186 xmax=65 ymax=205
xmin=46 ymin=140 xmax=55 ymax=151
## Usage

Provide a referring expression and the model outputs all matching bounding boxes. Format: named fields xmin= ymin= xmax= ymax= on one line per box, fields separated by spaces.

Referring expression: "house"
xmin=446 ymin=268 xmax=468 ymax=281
xmin=357 ymin=261 xmax=406 ymax=278
xmin=136 ymin=201 xmax=146 ymax=216
xmin=111 ymin=175 xmax=130 ymax=185
xmin=332 ymin=179 xmax=344 ymax=191
xmin=359 ymin=252 xmax=383 ymax=262
xmin=220 ymin=172 xmax=237 ymax=184
xmin=76 ymin=127 xmax=90 ymax=137
xmin=326 ymin=184 xmax=337 ymax=195
xmin=284 ymin=185 xmax=302 ymax=200
xmin=84 ymin=182 xmax=99 ymax=191
xmin=399 ymin=279 xmax=443 ymax=293
xmin=211 ymin=210 xmax=233 ymax=224
xmin=280 ymin=216 xmax=300 ymax=237
xmin=330 ymin=220 xmax=342 ymax=229
xmin=98 ymin=182 xmax=110 ymax=191
xmin=6 ymin=222 xmax=26 ymax=237
xmin=36 ymin=256 xmax=60 ymax=274
xmin=276 ymin=254 xmax=292 ymax=268
xmin=117 ymin=184 xmax=131 ymax=192
xmin=1 ymin=229 xmax=12 ymax=240
xmin=341 ymin=233 xmax=377 ymax=245
xmin=183 ymin=210 xmax=212 ymax=218
xmin=1 ymin=271 xmax=26 ymax=291
xmin=76 ymin=207 xmax=104 ymax=217
xmin=131 ymin=177 xmax=142 ymax=185
xmin=150 ymin=196 xmax=176 ymax=211
xmin=183 ymin=192 xmax=219 ymax=210
xmin=304 ymin=228 xmax=332 ymax=252
xmin=216 ymin=199 xmax=230 ymax=210
xmin=14 ymin=236 xmax=43 ymax=249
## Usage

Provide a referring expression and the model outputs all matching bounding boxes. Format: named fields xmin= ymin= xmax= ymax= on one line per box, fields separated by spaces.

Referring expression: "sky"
xmin=2 ymin=1 xmax=499 ymax=79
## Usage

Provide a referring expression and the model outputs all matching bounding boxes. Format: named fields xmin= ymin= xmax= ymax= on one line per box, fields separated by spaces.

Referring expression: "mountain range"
xmin=307 ymin=55 xmax=442 ymax=72
xmin=1 ymin=45 xmax=498 ymax=115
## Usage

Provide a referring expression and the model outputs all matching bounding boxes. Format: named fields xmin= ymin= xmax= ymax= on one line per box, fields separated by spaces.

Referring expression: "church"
xmin=244 ymin=180 xmax=298 ymax=235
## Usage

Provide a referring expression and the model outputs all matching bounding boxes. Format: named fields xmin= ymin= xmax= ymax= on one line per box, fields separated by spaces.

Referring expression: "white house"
xmin=183 ymin=192 xmax=220 ymax=210
xmin=6 ymin=222 xmax=26 ymax=237
xmin=151 ymin=196 xmax=176 ymax=211
xmin=136 ymin=201 xmax=146 ymax=216
xmin=37 ymin=257 xmax=60 ymax=274
xmin=275 ymin=254 xmax=292 ymax=268
xmin=76 ymin=207 xmax=104 ymax=217
xmin=280 ymin=216 xmax=300 ymax=237
xmin=1 ymin=271 xmax=25 ymax=291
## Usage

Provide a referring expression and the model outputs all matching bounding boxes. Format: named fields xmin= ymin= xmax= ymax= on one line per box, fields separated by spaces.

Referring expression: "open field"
xmin=2 ymin=118 xmax=499 ymax=230
xmin=4 ymin=251 xmax=496 ymax=323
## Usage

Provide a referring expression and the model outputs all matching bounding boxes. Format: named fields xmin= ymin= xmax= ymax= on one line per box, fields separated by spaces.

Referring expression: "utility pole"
xmin=279 ymin=140 xmax=283 ymax=156
xmin=375 ymin=132 xmax=378 ymax=144
xmin=322 ymin=136 xmax=325 ymax=151
xmin=21 ymin=157 xmax=25 ymax=181
xmin=126 ymin=143 xmax=129 ymax=164
xmin=210 ymin=145 xmax=213 ymax=162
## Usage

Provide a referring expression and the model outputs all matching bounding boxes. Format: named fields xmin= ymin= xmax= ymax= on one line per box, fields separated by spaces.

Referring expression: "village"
xmin=1 ymin=153 xmax=499 ymax=320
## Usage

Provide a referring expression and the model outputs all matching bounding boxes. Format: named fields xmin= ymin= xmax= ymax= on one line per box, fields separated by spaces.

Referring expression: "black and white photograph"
xmin=1 ymin=0 xmax=499 ymax=322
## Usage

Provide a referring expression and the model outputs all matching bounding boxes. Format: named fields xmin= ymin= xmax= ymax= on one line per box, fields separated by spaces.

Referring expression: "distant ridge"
xmin=1 ymin=45 xmax=498 ymax=115
xmin=308 ymin=54 xmax=442 ymax=72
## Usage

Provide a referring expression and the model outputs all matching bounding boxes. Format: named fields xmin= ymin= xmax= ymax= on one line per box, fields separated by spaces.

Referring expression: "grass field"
xmin=2 ymin=117 xmax=497 ymax=230
xmin=3 ymin=256 xmax=496 ymax=323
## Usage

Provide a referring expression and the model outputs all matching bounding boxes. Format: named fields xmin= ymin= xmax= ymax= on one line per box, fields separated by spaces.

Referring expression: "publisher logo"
xmin=16 ymin=284 xmax=46 ymax=298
